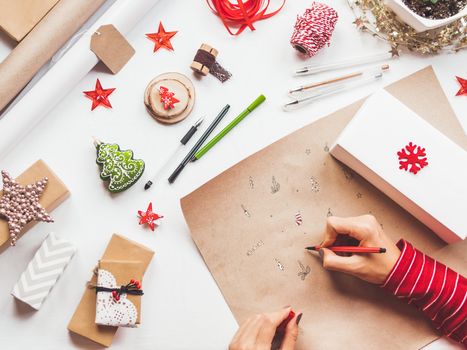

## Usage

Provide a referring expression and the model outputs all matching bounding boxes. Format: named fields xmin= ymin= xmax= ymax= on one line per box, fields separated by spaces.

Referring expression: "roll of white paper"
xmin=0 ymin=0 xmax=159 ymax=159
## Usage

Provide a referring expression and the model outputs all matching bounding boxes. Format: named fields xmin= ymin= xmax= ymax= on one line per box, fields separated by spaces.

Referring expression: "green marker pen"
xmin=193 ymin=94 xmax=266 ymax=161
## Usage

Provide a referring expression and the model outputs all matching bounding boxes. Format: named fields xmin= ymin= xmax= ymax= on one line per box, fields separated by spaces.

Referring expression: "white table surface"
xmin=0 ymin=1 xmax=465 ymax=349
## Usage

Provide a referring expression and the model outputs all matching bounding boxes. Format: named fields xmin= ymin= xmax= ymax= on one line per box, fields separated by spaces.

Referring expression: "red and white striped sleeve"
xmin=381 ymin=239 xmax=467 ymax=345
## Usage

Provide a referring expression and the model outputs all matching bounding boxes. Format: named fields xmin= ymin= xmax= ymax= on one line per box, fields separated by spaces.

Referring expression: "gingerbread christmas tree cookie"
xmin=94 ymin=139 xmax=145 ymax=193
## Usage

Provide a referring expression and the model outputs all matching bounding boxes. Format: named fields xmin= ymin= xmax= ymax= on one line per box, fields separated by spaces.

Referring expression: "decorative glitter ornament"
xmin=290 ymin=2 xmax=339 ymax=57
xmin=0 ymin=171 xmax=53 ymax=246
xmin=145 ymin=22 xmax=177 ymax=52
xmin=83 ymin=79 xmax=116 ymax=111
xmin=138 ymin=202 xmax=163 ymax=231
xmin=94 ymin=139 xmax=145 ymax=193
xmin=397 ymin=142 xmax=428 ymax=174
xmin=347 ymin=0 xmax=467 ymax=54
xmin=159 ymin=86 xmax=180 ymax=110
xmin=455 ymin=76 xmax=467 ymax=96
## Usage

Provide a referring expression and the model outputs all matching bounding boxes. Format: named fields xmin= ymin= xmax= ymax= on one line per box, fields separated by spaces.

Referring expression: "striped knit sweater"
xmin=381 ymin=240 xmax=466 ymax=345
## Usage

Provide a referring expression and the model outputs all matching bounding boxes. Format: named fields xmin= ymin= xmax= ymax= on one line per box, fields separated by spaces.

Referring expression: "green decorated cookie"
xmin=95 ymin=140 xmax=145 ymax=193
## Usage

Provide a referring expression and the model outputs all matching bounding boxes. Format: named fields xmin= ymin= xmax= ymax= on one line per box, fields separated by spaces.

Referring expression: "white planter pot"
xmin=384 ymin=0 xmax=467 ymax=32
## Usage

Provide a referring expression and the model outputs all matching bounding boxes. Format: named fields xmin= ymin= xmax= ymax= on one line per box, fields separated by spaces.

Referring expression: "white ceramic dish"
xmin=384 ymin=0 xmax=467 ymax=32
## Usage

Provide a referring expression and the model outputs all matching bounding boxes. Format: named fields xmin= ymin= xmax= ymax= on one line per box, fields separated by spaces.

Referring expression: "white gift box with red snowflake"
xmin=330 ymin=90 xmax=467 ymax=243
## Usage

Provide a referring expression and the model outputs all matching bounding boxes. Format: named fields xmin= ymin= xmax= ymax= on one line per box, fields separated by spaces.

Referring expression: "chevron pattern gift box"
xmin=11 ymin=232 xmax=76 ymax=310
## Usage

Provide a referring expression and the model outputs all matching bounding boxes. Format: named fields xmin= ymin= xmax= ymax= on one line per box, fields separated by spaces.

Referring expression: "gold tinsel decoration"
xmin=348 ymin=0 xmax=466 ymax=54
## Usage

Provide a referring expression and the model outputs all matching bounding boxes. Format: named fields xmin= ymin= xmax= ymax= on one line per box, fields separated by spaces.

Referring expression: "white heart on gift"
xmin=95 ymin=269 xmax=138 ymax=327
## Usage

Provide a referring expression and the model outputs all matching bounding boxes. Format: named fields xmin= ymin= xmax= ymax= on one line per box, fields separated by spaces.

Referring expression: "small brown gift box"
xmin=0 ymin=159 xmax=69 ymax=249
xmin=95 ymin=260 xmax=144 ymax=327
xmin=68 ymin=234 xmax=154 ymax=347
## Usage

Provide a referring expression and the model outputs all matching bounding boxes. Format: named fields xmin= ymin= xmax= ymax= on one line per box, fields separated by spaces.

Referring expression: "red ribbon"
xmin=206 ymin=0 xmax=286 ymax=35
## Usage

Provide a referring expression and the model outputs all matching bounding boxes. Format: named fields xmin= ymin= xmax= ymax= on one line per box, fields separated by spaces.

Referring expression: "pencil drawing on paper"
xmin=241 ymin=204 xmax=251 ymax=218
xmin=305 ymin=148 xmax=311 ymax=155
xmin=271 ymin=176 xmax=280 ymax=194
xmin=310 ymin=176 xmax=320 ymax=193
xmin=295 ymin=211 xmax=303 ymax=226
xmin=246 ymin=240 xmax=264 ymax=256
xmin=327 ymin=208 xmax=333 ymax=217
xmin=297 ymin=260 xmax=311 ymax=281
xmin=356 ymin=192 xmax=363 ymax=199
xmin=324 ymin=143 xmax=329 ymax=152
xmin=275 ymin=258 xmax=285 ymax=271
xmin=249 ymin=176 xmax=254 ymax=189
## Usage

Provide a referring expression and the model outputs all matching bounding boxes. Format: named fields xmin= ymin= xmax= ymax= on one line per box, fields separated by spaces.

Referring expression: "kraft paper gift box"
xmin=68 ymin=234 xmax=154 ymax=347
xmin=331 ymin=89 xmax=467 ymax=243
xmin=0 ymin=160 xmax=70 ymax=249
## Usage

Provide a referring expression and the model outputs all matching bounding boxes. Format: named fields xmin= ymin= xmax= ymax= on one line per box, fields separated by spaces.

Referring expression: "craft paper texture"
xmin=90 ymin=24 xmax=135 ymax=74
xmin=95 ymin=260 xmax=144 ymax=327
xmin=67 ymin=234 xmax=154 ymax=347
xmin=331 ymin=90 xmax=467 ymax=243
xmin=0 ymin=160 xmax=69 ymax=249
xmin=181 ymin=67 xmax=467 ymax=350
xmin=11 ymin=232 xmax=76 ymax=310
xmin=0 ymin=0 xmax=106 ymax=112
xmin=0 ymin=0 xmax=59 ymax=41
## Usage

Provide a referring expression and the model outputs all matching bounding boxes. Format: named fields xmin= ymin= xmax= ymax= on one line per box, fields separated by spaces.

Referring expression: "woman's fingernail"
xmin=296 ymin=313 xmax=303 ymax=325
xmin=318 ymin=249 xmax=324 ymax=259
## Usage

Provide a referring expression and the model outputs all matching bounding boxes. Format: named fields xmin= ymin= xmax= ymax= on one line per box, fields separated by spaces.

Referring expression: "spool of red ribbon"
xmin=206 ymin=0 xmax=285 ymax=36
xmin=290 ymin=2 xmax=338 ymax=57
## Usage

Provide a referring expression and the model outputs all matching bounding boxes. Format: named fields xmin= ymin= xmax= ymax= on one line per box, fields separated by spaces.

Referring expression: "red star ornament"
xmin=138 ymin=202 xmax=163 ymax=231
xmin=455 ymin=76 xmax=467 ymax=96
xmin=83 ymin=79 xmax=116 ymax=111
xmin=145 ymin=22 xmax=177 ymax=52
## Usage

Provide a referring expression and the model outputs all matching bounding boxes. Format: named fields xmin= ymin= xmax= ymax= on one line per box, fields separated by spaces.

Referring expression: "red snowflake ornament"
xmin=159 ymin=86 xmax=179 ymax=110
xmin=83 ymin=79 xmax=115 ymax=111
xmin=397 ymin=142 xmax=428 ymax=174
xmin=138 ymin=202 xmax=163 ymax=231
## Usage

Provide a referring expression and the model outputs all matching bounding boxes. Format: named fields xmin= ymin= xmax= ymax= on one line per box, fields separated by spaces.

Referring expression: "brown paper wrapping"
xmin=97 ymin=260 xmax=144 ymax=325
xmin=181 ymin=67 xmax=467 ymax=350
xmin=0 ymin=0 xmax=60 ymax=42
xmin=0 ymin=0 xmax=106 ymax=112
xmin=68 ymin=234 xmax=154 ymax=347
xmin=0 ymin=159 xmax=70 ymax=249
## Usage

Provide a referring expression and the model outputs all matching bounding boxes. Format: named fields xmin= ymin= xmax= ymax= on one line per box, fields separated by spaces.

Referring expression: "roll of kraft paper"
xmin=0 ymin=0 xmax=106 ymax=112
xmin=0 ymin=0 xmax=160 ymax=159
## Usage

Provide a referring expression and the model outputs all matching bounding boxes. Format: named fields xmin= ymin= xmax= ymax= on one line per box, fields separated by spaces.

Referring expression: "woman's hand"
xmin=319 ymin=215 xmax=401 ymax=284
xmin=229 ymin=307 xmax=302 ymax=350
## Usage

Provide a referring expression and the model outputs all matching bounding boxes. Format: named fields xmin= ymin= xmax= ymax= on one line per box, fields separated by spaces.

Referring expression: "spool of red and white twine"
xmin=290 ymin=2 xmax=338 ymax=57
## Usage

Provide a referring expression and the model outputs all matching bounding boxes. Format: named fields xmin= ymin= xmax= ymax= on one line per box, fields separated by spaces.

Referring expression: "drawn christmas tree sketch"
xmin=271 ymin=176 xmax=280 ymax=194
xmin=297 ymin=260 xmax=311 ymax=281
xmin=310 ymin=177 xmax=320 ymax=193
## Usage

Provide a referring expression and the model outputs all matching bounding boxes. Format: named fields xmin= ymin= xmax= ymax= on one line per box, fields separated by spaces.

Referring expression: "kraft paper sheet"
xmin=0 ymin=0 xmax=105 ymax=112
xmin=181 ymin=66 xmax=467 ymax=350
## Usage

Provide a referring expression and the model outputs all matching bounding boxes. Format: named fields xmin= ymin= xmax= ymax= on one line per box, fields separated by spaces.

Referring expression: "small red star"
xmin=83 ymin=79 xmax=115 ymax=111
xmin=455 ymin=76 xmax=467 ymax=96
xmin=138 ymin=202 xmax=163 ymax=231
xmin=145 ymin=22 xmax=177 ymax=52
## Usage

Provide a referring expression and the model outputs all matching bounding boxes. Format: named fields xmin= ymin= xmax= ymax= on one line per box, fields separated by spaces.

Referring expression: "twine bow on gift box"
xmin=90 ymin=279 xmax=143 ymax=301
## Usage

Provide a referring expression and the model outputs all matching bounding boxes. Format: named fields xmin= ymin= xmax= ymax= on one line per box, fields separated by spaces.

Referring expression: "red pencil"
xmin=305 ymin=246 xmax=386 ymax=253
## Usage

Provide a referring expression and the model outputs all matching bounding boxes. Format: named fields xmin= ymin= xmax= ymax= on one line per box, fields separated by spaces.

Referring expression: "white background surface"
xmin=0 ymin=1 xmax=465 ymax=349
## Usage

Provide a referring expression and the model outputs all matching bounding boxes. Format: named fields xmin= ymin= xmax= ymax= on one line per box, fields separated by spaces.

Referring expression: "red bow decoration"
xmin=159 ymin=86 xmax=179 ymax=110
